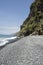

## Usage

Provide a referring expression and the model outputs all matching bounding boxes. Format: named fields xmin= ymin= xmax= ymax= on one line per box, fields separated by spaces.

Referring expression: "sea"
xmin=0 ymin=34 xmax=17 ymax=47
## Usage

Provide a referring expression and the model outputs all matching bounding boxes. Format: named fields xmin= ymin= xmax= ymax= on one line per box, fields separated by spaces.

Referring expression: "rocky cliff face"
xmin=20 ymin=0 xmax=43 ymax=36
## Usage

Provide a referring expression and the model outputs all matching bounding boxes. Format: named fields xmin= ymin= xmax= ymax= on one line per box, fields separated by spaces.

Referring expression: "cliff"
xmin=20 ymin=0 xmax=43 ymax=36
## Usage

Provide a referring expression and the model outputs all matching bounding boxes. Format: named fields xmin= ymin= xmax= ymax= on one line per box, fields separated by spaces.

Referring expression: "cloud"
xmin=0 ymin=26 xmax=20 ymax=34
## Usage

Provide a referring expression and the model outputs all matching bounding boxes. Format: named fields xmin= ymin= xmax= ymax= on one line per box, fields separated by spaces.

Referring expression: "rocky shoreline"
xmin=0 ymin=36 xmax=43 ymax=65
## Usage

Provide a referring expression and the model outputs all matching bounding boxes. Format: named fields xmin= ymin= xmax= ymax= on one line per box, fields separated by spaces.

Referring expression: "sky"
xmin=0 ymin=0 xmax=34 ymax=34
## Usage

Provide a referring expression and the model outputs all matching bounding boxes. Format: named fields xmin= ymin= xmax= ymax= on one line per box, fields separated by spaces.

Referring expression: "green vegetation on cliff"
xmin=20 ymin=0 xmax=43 ymax=36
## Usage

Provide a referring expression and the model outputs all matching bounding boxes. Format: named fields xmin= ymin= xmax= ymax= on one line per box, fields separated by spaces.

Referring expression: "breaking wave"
xmin=0 ymin=36 xmax=17 ymax=47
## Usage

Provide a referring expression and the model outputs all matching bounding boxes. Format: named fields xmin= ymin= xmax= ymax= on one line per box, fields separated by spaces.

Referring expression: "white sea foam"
xmin=0 ymin=36 xmax=17 ymax=47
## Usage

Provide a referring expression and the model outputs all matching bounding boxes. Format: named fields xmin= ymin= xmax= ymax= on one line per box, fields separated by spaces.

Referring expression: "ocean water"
xmin=0 ymin=34 xmax=14 ymax=38
xmin=0 ymin=34 xmax=17 ymax=47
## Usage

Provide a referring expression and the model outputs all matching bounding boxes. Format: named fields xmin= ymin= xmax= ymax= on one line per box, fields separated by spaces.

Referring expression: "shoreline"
xmin=0 ymin=35 xmax=43 ymax=50
xmin=0 ymin=37 xmax=21 ymax=49
xmin=0 ymin=36 xmax=43 ymax=65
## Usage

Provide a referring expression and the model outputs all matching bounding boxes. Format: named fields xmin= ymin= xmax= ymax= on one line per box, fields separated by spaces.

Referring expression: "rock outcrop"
xmin=20 ymin=0 xmax=43 ymax=36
